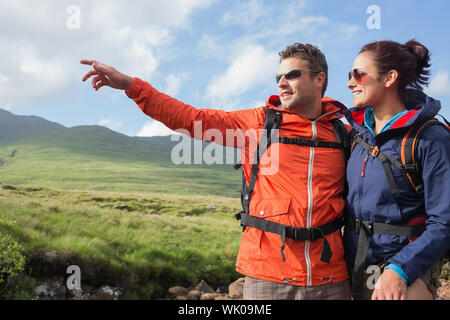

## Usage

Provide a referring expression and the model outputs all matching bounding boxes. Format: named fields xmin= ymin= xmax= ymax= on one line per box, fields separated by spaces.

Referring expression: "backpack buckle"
xmin=370 ymin=146 xmax=380 ymax=158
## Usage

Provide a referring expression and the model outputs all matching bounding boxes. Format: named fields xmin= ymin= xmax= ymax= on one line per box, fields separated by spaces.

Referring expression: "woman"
xmin=343 ymin=39 xmax=450 ymax=300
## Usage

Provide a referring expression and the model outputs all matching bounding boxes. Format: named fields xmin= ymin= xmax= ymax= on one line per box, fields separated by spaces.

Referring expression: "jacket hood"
xmin=344 ymin=89 xmax=441 ymax=133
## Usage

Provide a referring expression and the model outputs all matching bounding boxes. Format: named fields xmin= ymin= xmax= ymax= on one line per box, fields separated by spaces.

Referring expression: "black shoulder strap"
xmin=330 ymin=119 xmax=351 ymax=162
xmin=240 ymin=108 xmax=282 ymax=215
xmin=436 ymin=114 xmax=450 ymax=127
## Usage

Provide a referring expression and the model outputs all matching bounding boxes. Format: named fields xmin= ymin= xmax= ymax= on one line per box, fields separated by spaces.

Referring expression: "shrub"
xmin=0 ymin=233 xmax=26 ymax=286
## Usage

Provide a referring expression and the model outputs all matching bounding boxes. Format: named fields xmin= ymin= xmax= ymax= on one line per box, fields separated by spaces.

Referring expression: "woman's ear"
xmin=384 ymin=69 xmax=399 ymax=88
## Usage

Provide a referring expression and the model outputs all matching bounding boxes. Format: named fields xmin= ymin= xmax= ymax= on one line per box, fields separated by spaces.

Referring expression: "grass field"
xmin=0 ymin=184 xmax=243 ymax=299
xmin=0 ymin=143 xmax=242 ymax=198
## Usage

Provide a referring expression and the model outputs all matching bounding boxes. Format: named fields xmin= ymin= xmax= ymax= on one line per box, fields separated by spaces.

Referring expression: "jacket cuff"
xmin=385 ymin=264 xmax=409 ymax=285
xmin=125 ymin=77 xmax=144 ymax=99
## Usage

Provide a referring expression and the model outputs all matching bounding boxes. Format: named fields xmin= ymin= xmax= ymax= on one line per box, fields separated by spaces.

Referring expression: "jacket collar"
xmin=344 ymin=89 xmax=441 ymax=135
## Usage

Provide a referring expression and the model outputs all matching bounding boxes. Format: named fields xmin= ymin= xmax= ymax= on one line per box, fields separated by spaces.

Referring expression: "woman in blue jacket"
xmin=344 ymin=39 xmax=450 ymax=300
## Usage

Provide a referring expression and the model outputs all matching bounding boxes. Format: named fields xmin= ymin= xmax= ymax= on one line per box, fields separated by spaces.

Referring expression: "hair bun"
xmin=404 ymin=39 xmax=431 ymax=73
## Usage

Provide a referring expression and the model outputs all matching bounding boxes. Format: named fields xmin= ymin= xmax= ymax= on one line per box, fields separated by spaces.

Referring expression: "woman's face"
xmin=347 ymin=51 xmax=386 ymax=108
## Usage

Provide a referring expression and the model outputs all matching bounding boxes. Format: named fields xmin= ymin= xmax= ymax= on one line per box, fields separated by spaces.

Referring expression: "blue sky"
xmin=1 ymin=0 xmax=449 ymax=137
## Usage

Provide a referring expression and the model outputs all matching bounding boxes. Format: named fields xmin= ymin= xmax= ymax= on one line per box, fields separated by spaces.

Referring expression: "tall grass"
xmin=0 ymin=185 xmax=242 ymax=299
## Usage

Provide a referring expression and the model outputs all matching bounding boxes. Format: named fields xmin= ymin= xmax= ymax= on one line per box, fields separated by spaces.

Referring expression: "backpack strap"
xmin=346 ymin=215 xmax=425 ymax=298
xmin=352 ymin=134 xmax=405 ymax=194
xmin=400 ymin=118 xmax=450 ymax=194
xmin=436 ymin=114 xmax=450 ymax=127
xmin=330 ymin=119 xmax=351 ymax=162
xmin=239 ymin=108 xmax=282 ymax=217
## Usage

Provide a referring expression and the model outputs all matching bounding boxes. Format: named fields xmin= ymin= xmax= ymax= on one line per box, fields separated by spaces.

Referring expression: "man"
xmin=81 ymin=43 xmax=351 ymax=300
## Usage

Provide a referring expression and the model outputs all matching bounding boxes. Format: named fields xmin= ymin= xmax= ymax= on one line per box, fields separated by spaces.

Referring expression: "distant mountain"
xmin=0 ymin=109 xmax=65 ymax=144
xmin=0 ymin=109 xmax=241 ymax=197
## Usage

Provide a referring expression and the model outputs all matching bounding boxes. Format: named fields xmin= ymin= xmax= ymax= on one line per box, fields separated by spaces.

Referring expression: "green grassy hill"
xmin=0 ymin=109 xmax=65 ymax=144
xmin=0 ymin=110 xmax=241 ymax=197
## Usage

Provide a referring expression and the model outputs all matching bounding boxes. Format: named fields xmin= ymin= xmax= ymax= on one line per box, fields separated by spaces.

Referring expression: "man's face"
xmin=277 ymin=57 xmax=317 ymax=111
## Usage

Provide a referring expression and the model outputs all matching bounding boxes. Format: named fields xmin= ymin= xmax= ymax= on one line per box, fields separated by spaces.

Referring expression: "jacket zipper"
xmin=361 ymin=154 xmax=370 ymax=177
xmin=305 ymin=120 xmax=318 ymax=286
xmin=304 ymin=112 xmax=336 ymax=286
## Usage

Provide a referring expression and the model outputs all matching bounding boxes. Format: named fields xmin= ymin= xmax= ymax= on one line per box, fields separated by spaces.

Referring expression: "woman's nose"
xmin=347 ymin=78 xmax=355 ymax=90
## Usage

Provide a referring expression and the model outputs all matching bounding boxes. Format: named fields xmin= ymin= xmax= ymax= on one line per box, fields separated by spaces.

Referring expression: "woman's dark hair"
xmin=360 ymin=39 xmax=431 ymax=104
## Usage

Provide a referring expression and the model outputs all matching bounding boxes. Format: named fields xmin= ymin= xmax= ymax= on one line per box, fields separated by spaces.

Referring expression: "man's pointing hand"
xmin=80 ymin=60 xmax=134 ymax=91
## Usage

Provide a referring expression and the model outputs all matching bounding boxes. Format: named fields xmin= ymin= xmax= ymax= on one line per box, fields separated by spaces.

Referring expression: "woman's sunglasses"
xmin=348 ymin=68 xmax=367 ymax=83
xmin=276 ymin=69 xmax=318 ymax=84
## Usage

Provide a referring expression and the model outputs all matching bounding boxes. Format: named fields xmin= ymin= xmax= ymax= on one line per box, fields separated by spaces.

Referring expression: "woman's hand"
xmin=372 ymin=268 xmax=407 ymax=300
xmin=80 ymin=60 xmax=134 ymax=91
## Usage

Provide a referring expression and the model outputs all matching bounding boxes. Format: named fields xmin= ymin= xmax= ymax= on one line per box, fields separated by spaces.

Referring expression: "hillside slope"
xmin=0 ymin=110 xmax=241 ymax=197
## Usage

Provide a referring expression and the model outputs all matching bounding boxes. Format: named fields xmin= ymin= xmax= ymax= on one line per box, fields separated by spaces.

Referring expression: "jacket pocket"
xmin=249 ymin=198 xmax=291 ymax=219
xmin=248 ymin=198 xmax=292 ymax=260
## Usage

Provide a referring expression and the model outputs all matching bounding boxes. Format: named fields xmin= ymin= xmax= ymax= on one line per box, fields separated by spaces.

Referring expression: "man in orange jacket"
xmin=81 ymin=43 xmax=351 ymax=300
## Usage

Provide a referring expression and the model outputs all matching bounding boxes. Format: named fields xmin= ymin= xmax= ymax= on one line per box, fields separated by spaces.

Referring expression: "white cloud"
xmin=218 ymin=0 xmax=359 ymax=45
xmin=136 ymin=121 xmax=182 ymax=137
xmin=221 ymin=0 xmax=268 ymax=26
xmin=0 ymin=0 xmax=213 ymax=106
xmin=98 ymin=118 xmax=123 ymax=131
xmin=250 ymin=100 xmax=267 ymax=108
xmin=165 ymin=73 xmax=191 ymax=96
xmin=197 ymin=34 xmax=228 ymax=61
xmin=200 ymin=0 xmax=361 ymax=109
xmin=427 ymin=70 xmax=450 ymax=96
xmin=0 ymin=73 xmax=9 ymax=83
xmin=336 ymin=23 xmax=362 ymax=39
xmin=206 ymin=44 xmax=278 ymax=107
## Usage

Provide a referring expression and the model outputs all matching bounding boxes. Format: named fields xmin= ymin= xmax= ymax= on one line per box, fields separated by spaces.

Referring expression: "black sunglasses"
xmin=276 ymin=69 xmax=318 ymax=84
xmin=348 ymin=68 xmax=367 ymax=83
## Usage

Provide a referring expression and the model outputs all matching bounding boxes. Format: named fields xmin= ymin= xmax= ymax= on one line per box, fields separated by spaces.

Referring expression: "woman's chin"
xmin=353 ymin=98 xmax=366 ymax=108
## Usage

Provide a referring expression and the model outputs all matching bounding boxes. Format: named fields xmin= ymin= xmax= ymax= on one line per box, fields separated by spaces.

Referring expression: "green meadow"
xmin=0 ymin=109 xmax=244 ymax=299
xmin=0 ymin=185 xmax=243 ymax=299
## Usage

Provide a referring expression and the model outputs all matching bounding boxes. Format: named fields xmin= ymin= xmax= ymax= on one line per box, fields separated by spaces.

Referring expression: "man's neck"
xmin=288 ymin=100 xmax=322 ymax=120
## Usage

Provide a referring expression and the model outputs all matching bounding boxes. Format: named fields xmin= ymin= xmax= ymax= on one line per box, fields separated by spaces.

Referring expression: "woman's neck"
xmin=372 ymin=93 xmax=406 ymax=135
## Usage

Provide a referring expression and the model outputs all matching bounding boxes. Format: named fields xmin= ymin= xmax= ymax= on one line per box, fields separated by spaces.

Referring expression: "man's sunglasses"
xmin=348 ymin=68 xmax=367 ymax=83
xmin=276 ymin=69 xmax=319 ymax=84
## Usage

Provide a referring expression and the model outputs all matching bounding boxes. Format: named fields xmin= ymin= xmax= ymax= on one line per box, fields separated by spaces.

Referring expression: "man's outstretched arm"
xmin=80 ymin=60 xmax=264 ymax=148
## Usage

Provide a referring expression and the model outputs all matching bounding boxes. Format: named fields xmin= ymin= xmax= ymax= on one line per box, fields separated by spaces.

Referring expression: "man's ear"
xmin=315 ymin=72 xmax=326 ymax=91
xmin=384 ymin=70 xmax=399 ymax=88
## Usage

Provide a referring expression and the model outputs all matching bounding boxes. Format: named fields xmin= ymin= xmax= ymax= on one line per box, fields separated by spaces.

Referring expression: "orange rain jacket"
xmin=126 ymin=77 xmax=349 ymax=286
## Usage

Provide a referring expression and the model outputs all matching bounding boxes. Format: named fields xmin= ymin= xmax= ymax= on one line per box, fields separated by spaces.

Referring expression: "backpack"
xmin=234 ymin=108 xmax=350 ymax=265
xmin=347 ymin=116 xmax=450 ymax=298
